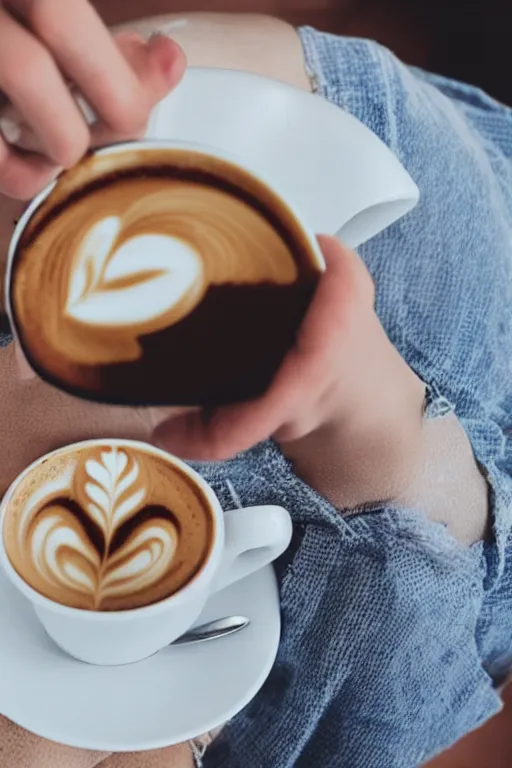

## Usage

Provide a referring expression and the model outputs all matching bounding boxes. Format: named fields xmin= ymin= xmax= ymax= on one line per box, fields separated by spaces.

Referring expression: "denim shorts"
xmin=201 ymin=27 xmax=512 ymax=768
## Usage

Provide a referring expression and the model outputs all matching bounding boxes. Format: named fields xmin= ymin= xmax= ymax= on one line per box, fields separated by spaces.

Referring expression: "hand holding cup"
xmin=0 ymin=0 xmax=185 ymax=199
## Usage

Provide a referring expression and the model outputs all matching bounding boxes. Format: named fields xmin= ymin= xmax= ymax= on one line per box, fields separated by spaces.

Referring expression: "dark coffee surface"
xmin=104 ymin=281 xmax=315 ymax=404
xmin=10 ymin=148 xmax=322 ymax=405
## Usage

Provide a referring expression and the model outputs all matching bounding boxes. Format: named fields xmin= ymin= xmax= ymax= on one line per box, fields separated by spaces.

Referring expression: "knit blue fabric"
xmin=199 ymin=28 xmax=512 ymax=768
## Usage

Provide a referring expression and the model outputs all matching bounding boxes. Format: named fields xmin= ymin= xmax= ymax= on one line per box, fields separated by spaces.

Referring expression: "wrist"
xmin=279 ymin=342 xmax=426 ymax=510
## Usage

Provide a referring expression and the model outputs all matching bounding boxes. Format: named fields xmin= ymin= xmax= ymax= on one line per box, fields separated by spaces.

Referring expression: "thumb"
xmin=151 ymin=354 xmax=308 ymax=459
xmin=90 ymin=32 xmax=186 ymax=147
xmin=115 ymin=31 xmax=186 ymax=103
xmin=151 ymin=330 xmax=315 ymax=462
xmin=152 ymin=403 xmax=274 ymax=462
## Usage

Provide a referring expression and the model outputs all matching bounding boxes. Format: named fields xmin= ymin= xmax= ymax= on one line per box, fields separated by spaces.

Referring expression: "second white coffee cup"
xmin=0 ymin=439 xmax=292 ymax=666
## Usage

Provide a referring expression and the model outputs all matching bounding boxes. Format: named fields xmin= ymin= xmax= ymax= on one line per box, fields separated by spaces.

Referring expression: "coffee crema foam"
xmin=2 ymin=444 xmax=214 ymax=611
xmin=11 ymin=148 xmax=323 ymax=405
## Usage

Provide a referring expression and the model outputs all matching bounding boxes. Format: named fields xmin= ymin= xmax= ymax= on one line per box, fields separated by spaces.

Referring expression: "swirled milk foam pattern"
xmin=10 ymin=148 xmax=323 ymax=405
xmin=2 ymin=444 xmax=214 ymax=611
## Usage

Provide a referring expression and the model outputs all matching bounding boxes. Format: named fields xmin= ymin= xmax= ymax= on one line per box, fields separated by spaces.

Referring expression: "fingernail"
xmin=148 ymin=33 xmax=183 ymax=82
xmin=148 ymin=31 xmax=167 ymax=42
xmin=0 ymin=116 xmax=21 ymax=144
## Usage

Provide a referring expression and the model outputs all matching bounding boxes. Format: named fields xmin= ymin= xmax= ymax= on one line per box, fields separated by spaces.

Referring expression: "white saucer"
xmin=0 ymin=564 xmax=280 ymax=751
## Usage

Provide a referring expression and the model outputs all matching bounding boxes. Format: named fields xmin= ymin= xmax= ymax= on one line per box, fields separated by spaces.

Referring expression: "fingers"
xmin=0 ymin=33 xmax=186 ymax=158
xmin=0 ymin=1 xmax=185 ymax=198
xmin=0 ymin=5 xmax=89 ymax=167
xmin=153 ymin=394 xmax=296 ymax=463
xmin=13 ymin=0 xmax=183 ymax=128
xmin=90 ymin=32 xmax=186 ymax=147
xmin=0 ymin=134 xmax=58 ymax=199
xmin=114 ymin=31 xmax=186 ymax=111
xmin=153 ymin=237 xmax=371 ymax=460
xmin=10 ymin=1 xmax=165 ymax=136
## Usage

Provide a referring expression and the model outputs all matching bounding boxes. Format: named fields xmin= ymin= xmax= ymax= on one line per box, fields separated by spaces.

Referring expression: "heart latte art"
xmin=17 ymin=181 xmax=298 ymax=367
xmin=2 ymin=444 xmax=213 ymax=611
xmin=10 ymin=148 xmax=322 ymax=405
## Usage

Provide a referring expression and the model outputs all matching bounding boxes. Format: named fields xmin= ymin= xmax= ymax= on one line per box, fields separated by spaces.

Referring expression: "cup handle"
xmin=336 ymin=195 xmax=419 ymax=249
xmin=211 ymin=505 xmax=292 ymax=593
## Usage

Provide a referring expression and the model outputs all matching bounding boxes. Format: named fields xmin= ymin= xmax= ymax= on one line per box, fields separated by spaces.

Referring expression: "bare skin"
xmin=0 ymin=8 xmax=489 ymax=768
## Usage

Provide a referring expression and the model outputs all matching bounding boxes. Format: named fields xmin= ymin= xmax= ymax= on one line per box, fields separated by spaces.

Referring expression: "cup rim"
xmin=97 ymin=138 xmax=325 ymax=271
xmin=4 ymin=137 xmax=326 ymax=337
xmin=0 ymin=438 xmax=224 ymax=622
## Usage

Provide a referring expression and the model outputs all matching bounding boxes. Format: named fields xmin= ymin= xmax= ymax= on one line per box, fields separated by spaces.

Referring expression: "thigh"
xmin=98 ymin=743 xmax=194 ymax=767
xmin=112 ymin=12 xmax=311 ymax=92
xmin=0 ymin=717 xmax=194 ymax=768
xmin=0 ymin=716 xmax=110 ymax=768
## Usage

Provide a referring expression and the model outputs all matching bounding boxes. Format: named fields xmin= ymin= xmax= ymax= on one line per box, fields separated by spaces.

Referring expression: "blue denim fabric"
xmin=199 ymin=28 xmax=512 ymax=768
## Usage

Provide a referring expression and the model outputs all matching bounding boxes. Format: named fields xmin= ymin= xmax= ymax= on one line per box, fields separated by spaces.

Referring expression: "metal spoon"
xmin=171 ymin=616 xmax=250 ymax=646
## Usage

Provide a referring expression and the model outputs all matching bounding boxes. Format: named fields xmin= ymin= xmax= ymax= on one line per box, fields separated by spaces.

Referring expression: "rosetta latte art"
xmin=3 ymin=445 xmax=213 ymax=611
xmin=23 ymin=448 xmax=178 ymax=610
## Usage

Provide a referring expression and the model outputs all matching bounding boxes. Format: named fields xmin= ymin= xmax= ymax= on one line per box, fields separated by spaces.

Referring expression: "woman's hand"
xmin=154 ymin=236 xmax=427 ymax=507
xmin=2 ymin=235 xmax=486 ymax=537
xmin=154 ymin=236 xmax=487 ymax=541
xmin=0 ymin=0 xmax=185 ymax=199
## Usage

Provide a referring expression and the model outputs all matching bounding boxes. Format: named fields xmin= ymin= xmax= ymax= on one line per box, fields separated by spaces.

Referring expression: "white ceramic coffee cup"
xmin=146 ymin=68 xmax=420 ymax=247
xmin=2 ymin=68 xmax=420 ymax=249
xmin=5 ymin=138 xmax=327 ymax=404
xmin=6 ymin=137 xmax=326 ymax=307
xmin=0 ymin=439 xmax=292 ymax=666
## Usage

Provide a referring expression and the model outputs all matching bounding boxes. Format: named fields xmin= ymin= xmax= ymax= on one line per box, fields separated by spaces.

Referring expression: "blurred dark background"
xmin=93 ymin=0 xmax=512 ymax=106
